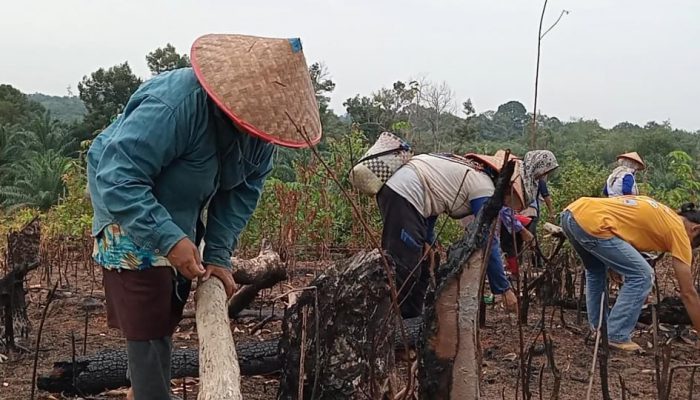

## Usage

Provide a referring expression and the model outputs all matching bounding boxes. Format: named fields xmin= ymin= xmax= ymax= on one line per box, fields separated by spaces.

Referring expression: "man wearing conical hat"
xmin=603 ymin=152 xmax=645 ymax=197
xmin=87 ymin=34 xmax=320 ymax=400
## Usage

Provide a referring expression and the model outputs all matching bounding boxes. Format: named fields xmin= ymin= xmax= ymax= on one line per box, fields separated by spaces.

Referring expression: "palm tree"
xmin=14 ymin=111 xmax=76 ymax=156
xmin=0 ymin=150 xmax=70 ymax=211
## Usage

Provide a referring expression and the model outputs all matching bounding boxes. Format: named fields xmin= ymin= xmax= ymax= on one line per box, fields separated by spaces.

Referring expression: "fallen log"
xmin=230 ymin=239 xmax=284 ymax=286
xmin=37 ymin=317 xmax=423 ymax=396
xmin=180 ymin=240 xmax=286 ymax=320
xmin=37 ymin=340 xmax=279 ymax=395
xmin=550 ymin=296 xmax=691 ymax=326
xmin=639 ymin=297 xmax=691 ymax=325
xmin=278 ymin=249 xmax=395 ymax=399
xmin=230 ymin=308 xmax=285 ymax=321
xmin=229 ymin=239 xmax=286 ymax=318
xmin=419 ymin=158 xmax=515 ymax=399
xmin=196 ymin=277 xmax=242 ymax=400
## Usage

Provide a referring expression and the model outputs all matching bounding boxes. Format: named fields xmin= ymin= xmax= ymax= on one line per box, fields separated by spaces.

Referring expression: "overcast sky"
xmin=2 ymin=0 xmax=699 ymax=130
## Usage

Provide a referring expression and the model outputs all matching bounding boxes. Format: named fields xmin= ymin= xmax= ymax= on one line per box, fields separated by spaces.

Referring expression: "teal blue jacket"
xmin=87 ymin=68 xmax=274 ymax=269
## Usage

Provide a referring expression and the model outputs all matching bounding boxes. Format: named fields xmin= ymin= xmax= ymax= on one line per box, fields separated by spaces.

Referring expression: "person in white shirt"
xmin=377 ymin=150 xmax=558 ymax=318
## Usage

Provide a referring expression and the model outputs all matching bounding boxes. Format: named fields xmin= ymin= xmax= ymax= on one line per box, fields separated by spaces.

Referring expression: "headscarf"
xmin=521 ymin=150 xmax=558 ymax=205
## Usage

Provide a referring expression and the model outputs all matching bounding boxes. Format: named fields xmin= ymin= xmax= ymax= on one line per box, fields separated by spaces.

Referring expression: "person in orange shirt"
xmin=561 ymin=197 xmax=700 ymax=352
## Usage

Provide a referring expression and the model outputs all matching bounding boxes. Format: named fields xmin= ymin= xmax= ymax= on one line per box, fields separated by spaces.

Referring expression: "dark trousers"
xmin=377 ymin=185 xmax=430 ymax=318
xmin=103 ymin=268 xmax=191 ymax=399
xmin=127 ymin=337 xmax=173 ymax=400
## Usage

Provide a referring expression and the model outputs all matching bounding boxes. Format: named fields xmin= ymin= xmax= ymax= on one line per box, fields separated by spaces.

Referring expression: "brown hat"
xmin=617 ymin=152 xmax=645 ymax=170
xmin=464 ymin=150 xmax=527 ymax=210
xmin=191 ymin=34 xmax=322 ymax=148
xmin=464 ymin=150 xmax=520 ymax=171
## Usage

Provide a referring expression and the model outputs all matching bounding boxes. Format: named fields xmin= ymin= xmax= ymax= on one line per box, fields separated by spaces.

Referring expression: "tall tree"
xmin=493 ymin=100 xmax=528 ymax=138
xmin=344 ymin=81 xmax=418 ymax=141
xmin=78 ymin=62 xmax=142 ymax=134
xmin=309 ymin=62 xmax=335 ymax=111
xmin=418 ymin=80 xmax=456 ymax=151
xmin=453 ymin=99 xmax=478 ymax=150
xmin=308 ymin=62 xmax=345 ymax=137
xmin=146 ymin=43 xmax=191 ymax=75
xmin=343 ymin=95 xmax=384 ymax=140
xmin=375 ymin=81 xmax=420 ymax=125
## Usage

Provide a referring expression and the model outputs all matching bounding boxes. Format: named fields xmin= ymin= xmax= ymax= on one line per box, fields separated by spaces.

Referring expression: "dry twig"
xmin=30 ymin=282 xmax=58 ymax=400
xmin=585 ymin=292 xmax=606 ymax=400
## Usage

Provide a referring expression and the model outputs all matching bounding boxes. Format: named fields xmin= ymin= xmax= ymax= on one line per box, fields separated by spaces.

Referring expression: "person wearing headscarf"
xmin=604 ymin=152 xmax=645 ymax=197
xmin=87 ymin=34 xmax=321 ymax=400
xmin=499 ymin=150 xmax=559 ymax=274
xmin=561 ymin=198 xmax=700 ymax=352
xmin=377 ymin=150 xmax=558 ymax=318
xmin=520 ymin=150 xmax=560 ymax=209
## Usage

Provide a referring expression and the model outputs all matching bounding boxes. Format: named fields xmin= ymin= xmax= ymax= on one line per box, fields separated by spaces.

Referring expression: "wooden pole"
xmin=530 ymin=0 xmax=548 ymax=149
xmin=196 ymin=277 xmax=242 ymax=400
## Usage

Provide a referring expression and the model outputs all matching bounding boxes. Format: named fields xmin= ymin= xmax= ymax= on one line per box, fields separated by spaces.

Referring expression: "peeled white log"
xmin=196 ymin=277 xmax=242 ymax=400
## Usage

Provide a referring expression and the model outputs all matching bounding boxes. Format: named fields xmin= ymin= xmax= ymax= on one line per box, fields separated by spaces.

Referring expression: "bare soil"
xmin=1 ymin=250 xmax=698 ymax=400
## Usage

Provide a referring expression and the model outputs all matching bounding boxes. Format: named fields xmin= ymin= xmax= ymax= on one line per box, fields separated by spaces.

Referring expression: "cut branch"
xmin=230 ymin=239 xmax=284 ymax=286
xmin=196 ymin=277 xmax=242 ymax=400
xmin=228 ymin=239 xmax=285 ymax=317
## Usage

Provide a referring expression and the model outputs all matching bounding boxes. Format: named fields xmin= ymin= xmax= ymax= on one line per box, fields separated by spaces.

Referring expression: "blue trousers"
xmin=470 ymin=197 xmax=511 ymax=295
xmin=561 ymin=210 xmax=653 ymax=342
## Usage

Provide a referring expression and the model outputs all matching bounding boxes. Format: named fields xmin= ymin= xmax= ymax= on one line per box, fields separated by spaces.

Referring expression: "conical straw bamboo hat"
xmin=191 ymin=34 xmax=322 ymax=148
xmin=617 ymin=152 xmax=645 ymax=170
xmin=464 ymin=150 xmax=526 ymax=209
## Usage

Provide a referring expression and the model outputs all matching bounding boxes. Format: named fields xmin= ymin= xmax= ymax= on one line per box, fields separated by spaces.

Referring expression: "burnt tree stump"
xmin=0 ymin=217 xmax=41 ymax=350
xmin=278 ymin=249 xmax=395 ymax=400
xmin=419 ymin=159 xmax=515 ymax=399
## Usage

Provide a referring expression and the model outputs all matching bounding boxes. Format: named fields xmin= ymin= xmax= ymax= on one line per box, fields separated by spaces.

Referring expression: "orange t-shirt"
xmin=566 ymin=196 xmax=692 ymax=265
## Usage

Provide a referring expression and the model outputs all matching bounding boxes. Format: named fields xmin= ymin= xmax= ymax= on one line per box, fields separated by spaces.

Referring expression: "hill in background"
xmin=28 ymin=93 xmax=86 ymax=123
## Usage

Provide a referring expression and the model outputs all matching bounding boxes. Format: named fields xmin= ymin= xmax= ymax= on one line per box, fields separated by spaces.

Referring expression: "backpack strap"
xmin=357 ymin=143 xmax=411 ymax=164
